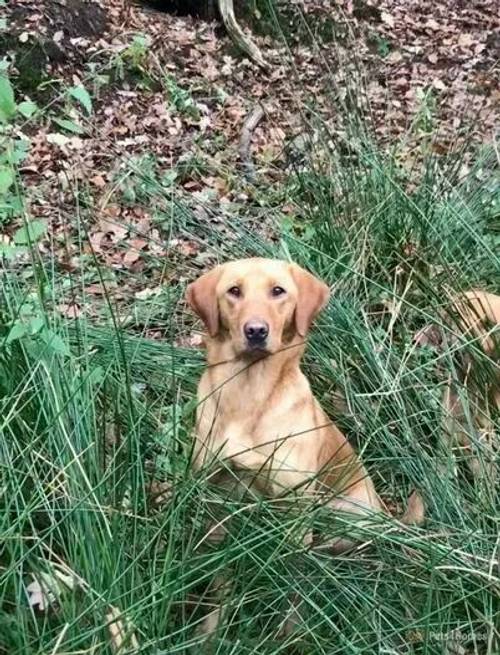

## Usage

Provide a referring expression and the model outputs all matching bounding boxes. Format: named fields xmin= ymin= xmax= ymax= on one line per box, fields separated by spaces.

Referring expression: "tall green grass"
xmin=2 ymin=142 xmax=499 ymax=653
xmin=1 ymin=5 xmax=499 ymax=654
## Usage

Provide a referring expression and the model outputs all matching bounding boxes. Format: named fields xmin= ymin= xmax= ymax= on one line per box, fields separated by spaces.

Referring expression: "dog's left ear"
xmin=185 ymin=266 xmax=223 ymax=337
xmin=290 ymin=264 xmax=330 ymax=337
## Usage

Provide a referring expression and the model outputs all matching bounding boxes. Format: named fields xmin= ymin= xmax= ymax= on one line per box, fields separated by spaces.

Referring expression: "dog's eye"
xmin=227 ymin=286 xmax=241 ymax=297
xmin=271 ymin=286 xmax=286 ymax=297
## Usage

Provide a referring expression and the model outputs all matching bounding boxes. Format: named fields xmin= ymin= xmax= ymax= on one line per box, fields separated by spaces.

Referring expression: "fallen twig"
xmin=239 ymin=104 xmax=265 ymax=182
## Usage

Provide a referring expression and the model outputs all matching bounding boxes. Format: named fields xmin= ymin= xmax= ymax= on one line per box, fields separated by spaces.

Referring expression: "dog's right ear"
xmin=185 ymin=266 xmax=222 ymax=337
xmin=289 ymin=264 xmax=330 ymax=337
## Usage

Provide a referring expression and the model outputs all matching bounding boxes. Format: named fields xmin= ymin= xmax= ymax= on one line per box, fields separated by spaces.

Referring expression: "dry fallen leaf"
xmin=46 ymin=133 xmax=71 ymax=147
xmin=134 ymin=286 xmax=162 ymax=300
xmin=123 ymin=249 xmax=140 ymax=267
xmin=26 ymin=578 xmax=56 ymax=611
xmin=89 ymin=231 xmax=106 ymax=253
xmin=381 ymin=11 xmax=395 ymax=28
xmin=106 ymin=605 xmax=139 ymax=654
xmin=84 ymin=284 xmax=103 ymax=296
xmin=57 ymin=303 xmax=82 ymax=319
xmin=26 ymin=570 xmax=75 ymax=611
xmin=432 ymin=78 xmax=447 ymax=91
xmin=99 ymin=218 xmax=128 ymax=242
xmin=148 ymin=480 xmax=173 ymax=506
xmin=458 ymin=33 xmax=474 ymax=48
xmin=387 ymin=50 xmax=403 ymax=63
xmin=90 ymin=174 xmax=107 ymax=188
xmin=413 ymin=324 xmax=443 ymax=348
xmin=175 ymin=332 xmax=204 ymax=348
xmin=401 ymin=491 xmax=426 ymax=526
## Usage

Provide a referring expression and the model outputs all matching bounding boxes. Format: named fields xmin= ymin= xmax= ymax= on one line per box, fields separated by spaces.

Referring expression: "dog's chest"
xmin=194 ymin=374 xmax=320 ymax=493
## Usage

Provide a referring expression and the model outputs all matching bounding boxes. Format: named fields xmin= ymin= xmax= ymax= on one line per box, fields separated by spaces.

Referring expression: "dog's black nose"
xmin=244 ymin=320 xmax=269 ymax=345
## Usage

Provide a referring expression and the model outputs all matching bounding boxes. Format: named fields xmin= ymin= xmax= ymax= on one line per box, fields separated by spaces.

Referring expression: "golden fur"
xmin=187 ymin=258 xmax=381 ymax=517
xmin=443 ymin=290 xmax=500 ymax=478
xmin=415 ymin=289 xmax=500 ymax=478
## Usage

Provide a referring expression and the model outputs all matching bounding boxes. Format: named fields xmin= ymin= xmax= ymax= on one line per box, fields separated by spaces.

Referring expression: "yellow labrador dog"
xmin=187 ymin=257 xmax=381 ymax=520
xmin=186 ymin=257 xmax=419 ymax=635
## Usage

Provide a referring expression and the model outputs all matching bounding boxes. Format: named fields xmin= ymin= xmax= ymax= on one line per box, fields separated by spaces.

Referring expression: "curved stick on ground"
xmin=217 ymin=0 xmax=268 ymax=69
xmin=239 ymin=104 xmax=265 ymax=182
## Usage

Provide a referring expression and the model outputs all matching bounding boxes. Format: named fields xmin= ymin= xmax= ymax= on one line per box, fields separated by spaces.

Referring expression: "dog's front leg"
xmin=194 ymin=507 xmax=234 ymax=643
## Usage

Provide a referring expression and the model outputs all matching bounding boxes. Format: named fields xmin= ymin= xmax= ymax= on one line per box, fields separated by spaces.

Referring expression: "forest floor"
xmin=2 ymin=0 xmax=499 ymax=325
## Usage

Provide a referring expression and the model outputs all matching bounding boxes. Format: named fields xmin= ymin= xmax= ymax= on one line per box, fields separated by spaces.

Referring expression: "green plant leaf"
xmin=17 ymin=100 xmax=37 ymax=118
xmin=88 ymin=365 xmax=105 ymax=385
xmin=69 ymin=84 xmax=92 ymax=115
xmin=52 ymin=117 xmax=86 ymax=135
xmin=0 ymin=165 xmax=14 ymax=194
xmin=13 ymin=219 xmax=47 ymax=244
xmin=29 ymin=316 xmax=45 ymax=335
xmin=6 ymin=321 xmax=27 ymax=343
xmin=0 ymin=243 xmax=21 ymax=259
xmin=0 ymin=74 xmax=16 ymax=123
xmin=42 ymin=329 xmax=70 ymax=356
xmin=132 ymin=33 xmax=150 ymax=48
xmin=11 ymin=137 xmax=31 ymax=164
xmin=161 ymin=170 xmax=178 ymax=187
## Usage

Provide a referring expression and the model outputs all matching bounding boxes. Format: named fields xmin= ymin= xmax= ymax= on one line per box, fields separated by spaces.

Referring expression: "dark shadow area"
xmin=138 ymin=0 xmax=219 ymax=20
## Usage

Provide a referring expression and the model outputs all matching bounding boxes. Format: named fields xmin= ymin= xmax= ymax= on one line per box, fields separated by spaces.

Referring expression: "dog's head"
xmin=186 ymin=258 xmax=330 ymax=356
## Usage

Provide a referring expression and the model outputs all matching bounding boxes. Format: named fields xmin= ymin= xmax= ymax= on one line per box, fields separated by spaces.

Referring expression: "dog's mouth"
xmin=243 ymin=341 xmax=271 ymax=357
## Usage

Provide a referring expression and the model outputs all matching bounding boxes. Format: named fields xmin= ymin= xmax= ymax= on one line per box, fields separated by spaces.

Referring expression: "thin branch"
xmin=217 ymin=0 xmax=268 ymax=69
